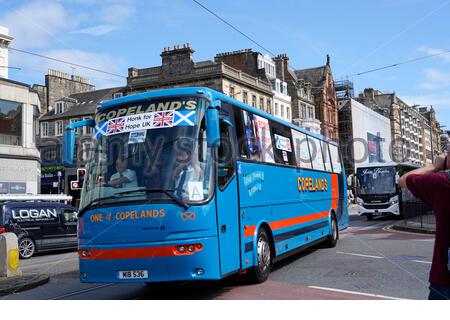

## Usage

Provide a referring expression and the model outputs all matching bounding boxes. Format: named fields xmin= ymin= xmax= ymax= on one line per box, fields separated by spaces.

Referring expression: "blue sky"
xmin=1 ymin=0 xmax=450 ymax=128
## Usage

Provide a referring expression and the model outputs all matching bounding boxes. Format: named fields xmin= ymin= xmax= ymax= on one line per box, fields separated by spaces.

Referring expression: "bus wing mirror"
xmin=206 ymin=100 xmax=220 ymax=147
xmin=220 ymin=116 xmax=233 ymax=128
xmin=63 ymin=128 xmax=76 ymax=166
xmin=62 ymin=119 xmax=95 ymax=166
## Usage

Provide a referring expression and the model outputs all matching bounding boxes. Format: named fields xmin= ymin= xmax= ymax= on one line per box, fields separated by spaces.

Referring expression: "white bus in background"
xmin=354 ymin=162 xmax=419 ymax=220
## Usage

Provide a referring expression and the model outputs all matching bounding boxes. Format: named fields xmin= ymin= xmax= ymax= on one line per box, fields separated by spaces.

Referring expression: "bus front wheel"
xmin=248 ymin=228 xmax=272 ymax=283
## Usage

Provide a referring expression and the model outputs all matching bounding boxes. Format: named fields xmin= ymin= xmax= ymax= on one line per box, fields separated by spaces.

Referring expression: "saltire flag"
xmin=173 ymin=110 xmax=195 ymax=126
xmin=107 ymin=117 xmax=125 ymax=134
xmin=94 ymin=121 xmax=108 ymax=139
xmin=153 ymin=111 xmax=174 ymax=127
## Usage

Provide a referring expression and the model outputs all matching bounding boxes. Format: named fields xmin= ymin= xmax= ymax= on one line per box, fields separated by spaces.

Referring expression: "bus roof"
xmin=99 ymin=87 xmax=335 ymax=146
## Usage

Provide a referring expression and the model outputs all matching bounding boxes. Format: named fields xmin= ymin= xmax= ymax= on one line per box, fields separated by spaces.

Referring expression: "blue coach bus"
xmin=63 ymin=87 xmax=349 ymax=283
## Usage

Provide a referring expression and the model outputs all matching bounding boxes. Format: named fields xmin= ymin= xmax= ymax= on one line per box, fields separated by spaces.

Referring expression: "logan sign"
xmin=12 ymin=209 xmax=58 ymax=221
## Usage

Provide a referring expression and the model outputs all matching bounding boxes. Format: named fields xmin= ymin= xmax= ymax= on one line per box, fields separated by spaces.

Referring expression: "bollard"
xmin=0 ymin=232 xmax=22 ymax=278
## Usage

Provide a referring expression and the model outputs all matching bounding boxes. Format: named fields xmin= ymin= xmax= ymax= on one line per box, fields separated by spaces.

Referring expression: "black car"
xmin=0 ymin=201 xmax=78 ymax=259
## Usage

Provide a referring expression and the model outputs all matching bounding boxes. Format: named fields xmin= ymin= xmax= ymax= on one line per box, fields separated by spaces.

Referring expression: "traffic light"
xmin=77 ymin=168 xmax=86 ymax=189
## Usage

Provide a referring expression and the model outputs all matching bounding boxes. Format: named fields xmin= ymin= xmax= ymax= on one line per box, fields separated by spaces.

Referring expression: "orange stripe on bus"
xmin=331 ymin=174 xmax=339 ymax=210
xmin=79 ymin=246 xmax=181 ymax=260
xmin=269 ymin=211 xmax=329 ymax=231
xmin=244 ymin=225 xmax=256 ymax=238
xmin=244 ymin=211 xmax=329 ymax=238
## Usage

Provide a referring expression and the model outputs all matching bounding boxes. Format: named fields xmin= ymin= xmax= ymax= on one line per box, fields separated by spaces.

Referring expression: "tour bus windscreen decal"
xmin=94 ymin=99 xmax=198 ymax=138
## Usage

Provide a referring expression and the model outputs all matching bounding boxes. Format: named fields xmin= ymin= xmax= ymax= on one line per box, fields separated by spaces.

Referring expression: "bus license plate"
xmin=118 ymin=270 xmax=148 ymax=279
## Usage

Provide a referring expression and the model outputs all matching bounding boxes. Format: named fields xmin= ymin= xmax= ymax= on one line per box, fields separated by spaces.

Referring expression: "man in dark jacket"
xmin=399 ymin=153 xmax=450 ymax=299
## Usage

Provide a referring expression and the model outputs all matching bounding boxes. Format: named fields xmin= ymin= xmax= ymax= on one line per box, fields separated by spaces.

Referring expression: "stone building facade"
xmin=38 ymin=87 xmax=123 ymax=198
xmin=214 ymin=50 xmax=292 ymax=121
xmin=274 ymin=54 xmax=321 ymax=134
xmin=419 ymin=106 xmax=442 ymax=158
xmin=357 ymin=88 xmax=440 ymax=165
xmin=126 ymin=45 xmax=274 ymax=112
xmin=294 ymin=56 xmax=339 ymax=141
xmin=33 ymin=69 xmax=95 ymax=115
xmin=0 ymin=78 xmax=41 ymax=195
xmin=0 ymin=26 xmax=12 ymax=79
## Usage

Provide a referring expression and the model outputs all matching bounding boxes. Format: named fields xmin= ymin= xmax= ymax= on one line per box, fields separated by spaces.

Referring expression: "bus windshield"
xmin=356 ymin=166 xmax=396 ymax=195
xmin=79 ymin=96 xmax=213 ymax=212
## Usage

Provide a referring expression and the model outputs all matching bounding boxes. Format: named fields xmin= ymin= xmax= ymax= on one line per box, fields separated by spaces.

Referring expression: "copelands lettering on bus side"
xmin=95 ymin=100 xmax=197 ymax=123
xmin=297 ymin=177 xmax=328 ymax=192
xmin=12 ymin=209 xmax=58 ymax=220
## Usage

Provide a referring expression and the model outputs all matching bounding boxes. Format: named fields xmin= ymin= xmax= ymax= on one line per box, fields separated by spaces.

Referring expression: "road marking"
xmin=411 ymin=260 xmax=432 ymax=264
xmin=50 ymin=283 xmax=116 ymax=300
xmin=336 ymin=251 xmax=384 ymax=259
xmin=21 ymin=257 xmax=79 ymax=269
xmin=308 ymin=286 xmax=406 ymax=300
xmin=337 ymin=251 xmax=432 ymax=265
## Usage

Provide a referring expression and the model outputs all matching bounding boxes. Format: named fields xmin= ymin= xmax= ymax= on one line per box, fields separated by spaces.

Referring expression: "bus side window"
xmin=308 ymin=136 xmax=325 ymax=171
xmin=270 ymin=120 xmax=295 ymax=166
xmin=218 ymin=118 xmax=236 ymax=189
xmin=234 ymin=109 xmax=249 ymax=159
xmin=291 ymin=129 xmax=312 ymax=169
xmin=329 ymin=144 xmax=342 ymax=174
xmin=322 ymin=141 xmax=333 ymax=172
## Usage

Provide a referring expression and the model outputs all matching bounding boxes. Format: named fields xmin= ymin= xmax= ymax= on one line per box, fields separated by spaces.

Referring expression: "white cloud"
xmin=99 ymin=3 xmax=135 ymax=25
xmin=419 ymin=68 xmax=450 ymax=89
xmin=402 ymin=93 xmax=450 ymax=107
xmin=10 ymin=48 xmax=127 ymax=88
xmin=419 ymin=46 xmax=450 ymax=63
xmin=71 ymin=25 xmax=117 ymax=36
xmin=0 ymin=1 xmax=77 ymax=49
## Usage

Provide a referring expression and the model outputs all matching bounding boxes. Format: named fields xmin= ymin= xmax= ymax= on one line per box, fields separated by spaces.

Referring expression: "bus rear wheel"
xmin=324 ymin=215 xmax=338 ymax=248
xmin=248 ymin=228 xmax=272 ymax=283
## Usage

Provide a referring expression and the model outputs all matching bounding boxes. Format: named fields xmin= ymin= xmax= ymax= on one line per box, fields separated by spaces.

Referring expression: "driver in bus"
xmin=98 ymin=156 xmax=138 ymax=188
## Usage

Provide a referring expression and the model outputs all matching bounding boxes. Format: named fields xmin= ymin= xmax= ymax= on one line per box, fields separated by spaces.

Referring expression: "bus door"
xmin=215 ymin=105 xmax=240 ymax=276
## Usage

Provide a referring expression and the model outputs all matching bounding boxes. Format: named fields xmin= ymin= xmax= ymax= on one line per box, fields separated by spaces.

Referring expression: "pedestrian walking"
xmin=399 ymin=150 xmax=450 ymax=300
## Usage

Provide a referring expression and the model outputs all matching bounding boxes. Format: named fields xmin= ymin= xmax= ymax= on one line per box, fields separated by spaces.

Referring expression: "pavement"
xmin=0 ymin=250 xmax=77 ymax=297
xmin=391 ymin=215 xmax=436 ymax=234
xmin=0 ymin=274 xmax=49 ymax=296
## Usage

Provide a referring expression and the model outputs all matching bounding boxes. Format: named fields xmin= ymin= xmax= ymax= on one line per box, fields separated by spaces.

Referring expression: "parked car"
xmin=0 ymin=201 xmax=78 ymax=259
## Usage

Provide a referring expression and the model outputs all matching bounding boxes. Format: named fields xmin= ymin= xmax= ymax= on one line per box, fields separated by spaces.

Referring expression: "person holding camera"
xmin=399 ymin=149 xmax=450 ymax=300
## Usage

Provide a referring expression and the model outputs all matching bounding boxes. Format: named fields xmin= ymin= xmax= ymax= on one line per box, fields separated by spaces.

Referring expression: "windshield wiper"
xmin=116 ymin=188 xmax=189 ymax=209
xmin=78 ymin=194 xmax=123 ymax=217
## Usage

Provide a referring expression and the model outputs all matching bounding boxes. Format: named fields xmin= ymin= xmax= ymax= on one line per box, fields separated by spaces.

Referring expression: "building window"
xmin=32 ymin=105 xmax=39 ymax=146
xmin=252 ymin=95 xmax=257 ymax=108
xmin=275 ymin=103 xmax=279 ymax=116
xmin=287 ymin=106 xmax=291 ymax=120
xmin=230 ymin=86 xmax=235 ymax=99
xmin=83 ymin=117 xmax=92 ymax=136
xmin=55 ymin=101 xmax=65 ymax=114
xmin=267 ymin=99 xmax=271 ymax=114
xmin=281 ymin=105 xmax=285 ymax=118
xmin=55 ymin=120 xmax=64 ymax=136
xmin=0 ymin=99 xmax=22 ymax=146
xmin=40 ymin=122 xmax=49 ymax=138
xmin=243 ymin=91 xmax=248 ymax=104
xmin=260 ymin=97 xmax=264 ymax=111
xmin=113 ymin=92 xmax=123 ymax=99
xmin=70 ymin=118 xmax=81 ymax=135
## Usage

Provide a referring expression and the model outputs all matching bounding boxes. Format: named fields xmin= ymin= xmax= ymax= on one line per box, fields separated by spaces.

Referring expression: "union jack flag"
xmin=153 ymin=111 xmax=174 ymax=127
xmin=107 ymin=118 xmax=125 ymax=134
